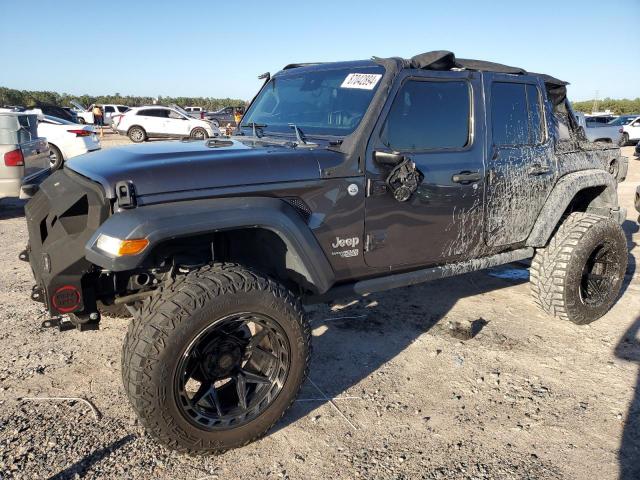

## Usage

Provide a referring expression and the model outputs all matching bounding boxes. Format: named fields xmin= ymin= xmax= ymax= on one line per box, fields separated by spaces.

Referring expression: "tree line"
xmin=0 ymin=86 xmax=247 ymax=111
xmin=571 ymin=98 xmax=640 ymax=115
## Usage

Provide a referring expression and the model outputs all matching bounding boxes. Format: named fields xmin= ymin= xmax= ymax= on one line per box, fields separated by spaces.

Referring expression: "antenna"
xmin=591 ymin=90 xmax=599 ymax=114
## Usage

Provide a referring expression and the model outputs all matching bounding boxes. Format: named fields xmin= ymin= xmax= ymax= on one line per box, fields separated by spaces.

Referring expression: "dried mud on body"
xmin=0 ymin=143 xmax=639 ymax=479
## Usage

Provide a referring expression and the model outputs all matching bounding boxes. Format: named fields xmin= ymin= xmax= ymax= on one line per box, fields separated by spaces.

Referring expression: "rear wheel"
xmin=128 ymin=126 xmax=146 ymax=143
xmin=530 ymin=212 xmax=627 ymax=324
xmin=48 ymin=144 xmax=64 ymax=170
xmin=121 ymin=263 xmax=310 ymax=453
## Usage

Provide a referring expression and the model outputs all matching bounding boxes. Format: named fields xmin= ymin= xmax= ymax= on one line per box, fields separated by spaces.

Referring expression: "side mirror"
xmin=374 ymin=151 xmax=404 ymax=166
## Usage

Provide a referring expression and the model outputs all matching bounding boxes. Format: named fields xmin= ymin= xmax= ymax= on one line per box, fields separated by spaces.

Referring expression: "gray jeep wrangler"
xmin=22 ymin=51 xmax=628 ymax=453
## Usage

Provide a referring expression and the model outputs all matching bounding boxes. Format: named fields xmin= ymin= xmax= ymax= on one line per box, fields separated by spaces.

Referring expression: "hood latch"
xmin=115 ymin=181 xmax=136 ymax=209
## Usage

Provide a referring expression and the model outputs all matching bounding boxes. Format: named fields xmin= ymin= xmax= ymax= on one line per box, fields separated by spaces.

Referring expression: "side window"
xmin=137 ymin=109 xmax=150 ymax=116
xmin=381 ymin=79 xmax=471 ymax=151
xmin=526 ymin=84 xmax=545 ymax=144
xmin=491 ymin=82 xmax=546 ymax=146
xmin=104 ymin=106 xmax=115 ymax=113
xmin=168 ymin=110 xmax=183 ymax=119
xmin=491 ymin=83 xmax=529 ymax=145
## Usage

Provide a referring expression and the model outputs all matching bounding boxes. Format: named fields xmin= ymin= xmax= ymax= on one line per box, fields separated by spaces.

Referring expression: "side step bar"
xmin=306 ymin=247 xmax=534 ymax=304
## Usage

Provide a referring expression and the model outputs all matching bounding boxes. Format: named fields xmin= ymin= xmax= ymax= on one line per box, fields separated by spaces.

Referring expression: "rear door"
xmin=483 ymin=75 xmax=556 ymax=247
xmin=103 ymin=105 xmax=115 ymax=124
xmin=136 ymin=108 xmax=166 ymax=134
xmin=364 ymin=70 xmax=486 ymax=268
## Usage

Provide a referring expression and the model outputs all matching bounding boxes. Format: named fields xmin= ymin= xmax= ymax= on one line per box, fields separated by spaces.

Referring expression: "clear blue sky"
xmin=1 ymin=0 xmax=638 ymax=101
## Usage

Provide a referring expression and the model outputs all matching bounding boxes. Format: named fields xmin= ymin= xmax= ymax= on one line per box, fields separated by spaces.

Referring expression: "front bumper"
xmin=24 ymin=169 xmax=109 ymax=315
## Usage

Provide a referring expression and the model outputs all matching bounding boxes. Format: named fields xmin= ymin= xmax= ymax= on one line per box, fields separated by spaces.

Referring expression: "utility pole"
xmin=592 ymin=90 xmax=599 ymax=114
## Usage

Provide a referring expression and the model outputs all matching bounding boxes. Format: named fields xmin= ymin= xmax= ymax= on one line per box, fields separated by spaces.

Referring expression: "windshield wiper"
xmin=240 ymin=122 xmax=267 ymax=137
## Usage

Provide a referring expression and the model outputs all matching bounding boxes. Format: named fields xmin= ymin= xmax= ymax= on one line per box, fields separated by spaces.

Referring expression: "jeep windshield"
xmin=240 ymin=65 xmax=384 ymax=137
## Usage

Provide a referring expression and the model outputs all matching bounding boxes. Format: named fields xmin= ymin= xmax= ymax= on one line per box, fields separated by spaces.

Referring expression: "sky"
xmin=1 ymin=0 xmax=638 ymax=102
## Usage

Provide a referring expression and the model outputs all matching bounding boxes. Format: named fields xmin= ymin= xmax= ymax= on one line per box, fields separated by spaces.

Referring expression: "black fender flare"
xmin=526 ymin=169 xmax=619 ymax=247
xmin=85 ymin=197 xmax=335 ymax=294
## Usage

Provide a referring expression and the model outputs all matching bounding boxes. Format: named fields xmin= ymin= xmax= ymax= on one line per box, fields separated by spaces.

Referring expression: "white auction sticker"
xmin=340 ymin=73 xmax=382 ymax=90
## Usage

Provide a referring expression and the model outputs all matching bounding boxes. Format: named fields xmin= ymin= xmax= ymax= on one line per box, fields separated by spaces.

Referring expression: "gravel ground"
xmin=0 ymin=139 xmax=638 ymax=479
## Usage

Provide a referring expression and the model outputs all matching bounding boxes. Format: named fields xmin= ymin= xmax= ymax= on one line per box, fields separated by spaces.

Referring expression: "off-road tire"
xmin=530 ymin=212 xmax=627 ymax=324
xmin=190 ymin=127 xmax=209 ymax=139
xmin=128 ymin=126 xmax=147 ymax=143
xmin=121 ymin=263 xmax=311 ymax=453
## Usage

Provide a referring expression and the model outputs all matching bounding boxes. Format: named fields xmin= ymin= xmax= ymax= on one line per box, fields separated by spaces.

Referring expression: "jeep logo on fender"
xmin=52 ymin=285 xmax=81 ymax=313
xmin=331 ymin=236 xmax=360 ymax=249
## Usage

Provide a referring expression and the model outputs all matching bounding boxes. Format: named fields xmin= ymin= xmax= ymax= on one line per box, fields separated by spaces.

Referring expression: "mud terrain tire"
xmin=530 ymin=212 xmax=627 ymax=324
xmin=121 ymin=263 xmax=310 ymax=453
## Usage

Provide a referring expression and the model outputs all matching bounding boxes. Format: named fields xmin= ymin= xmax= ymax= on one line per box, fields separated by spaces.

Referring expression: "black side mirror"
xmin=374 ymin=151 xmax=404 ymax=166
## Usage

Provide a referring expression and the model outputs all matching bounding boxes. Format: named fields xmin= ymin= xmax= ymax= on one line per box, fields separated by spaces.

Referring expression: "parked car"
xmin=574 ymin=112 xmax=623 ymax=144
xmin=23 ymin=50 xmax=629 ymax=453
xmin=585 ymin=114 xmax=617 ymax=125
xmin=205 ymin=106 xmax=244 ymax=127
xmin=37 ymin=115 xmax=100 ymax=170
xmin=0 ymin=112 xmax=50 ymax=200
xmin=115 ymin=105 xmax=218 ymax=142
xmin=618 ymin=115 xmax=640 ymax=146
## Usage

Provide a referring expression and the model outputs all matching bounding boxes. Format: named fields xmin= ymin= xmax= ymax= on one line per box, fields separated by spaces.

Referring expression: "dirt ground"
xmin=0 ymin=138 xmax=639 ymax=479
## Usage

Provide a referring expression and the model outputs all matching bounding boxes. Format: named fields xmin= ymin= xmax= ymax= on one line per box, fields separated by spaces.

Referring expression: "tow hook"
xmin=41 ymin=312 xmax=101 ymax=332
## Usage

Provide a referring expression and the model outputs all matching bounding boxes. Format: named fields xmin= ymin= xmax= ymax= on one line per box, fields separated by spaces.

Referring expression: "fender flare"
xmin=85 ymin=197 xmax=335 ymax=294
xmin=526 ymin=169 xmax=619 ymax=247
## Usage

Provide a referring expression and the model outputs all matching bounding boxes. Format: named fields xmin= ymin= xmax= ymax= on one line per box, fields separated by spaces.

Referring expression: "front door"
xmin=483 ymin=76 xmax=556 ymax=247
xmin=364 ymin=70 xmax=486 ymax=269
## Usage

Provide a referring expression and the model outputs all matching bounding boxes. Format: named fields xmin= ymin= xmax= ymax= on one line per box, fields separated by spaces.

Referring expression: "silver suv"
xmin=0 ymin=113 xmax=50 ymax=200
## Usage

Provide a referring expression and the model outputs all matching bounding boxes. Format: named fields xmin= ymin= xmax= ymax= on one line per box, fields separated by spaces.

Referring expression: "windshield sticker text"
xmin=341 ymin=73 xmax=382 ymax=90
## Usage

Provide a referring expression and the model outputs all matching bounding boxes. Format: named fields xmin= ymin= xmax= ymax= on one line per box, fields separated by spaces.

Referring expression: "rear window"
xmin=381 ymin=79 xmax=471 ymax=151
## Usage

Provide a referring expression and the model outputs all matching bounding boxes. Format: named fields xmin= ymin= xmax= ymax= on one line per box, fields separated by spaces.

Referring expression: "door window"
xmin=491 ymin=82 xmax=546 ymax=145
xmin=381 ymin=79 xmax=471 ymax=151
xmin=104 ymin=106 xmax=115 ymax=113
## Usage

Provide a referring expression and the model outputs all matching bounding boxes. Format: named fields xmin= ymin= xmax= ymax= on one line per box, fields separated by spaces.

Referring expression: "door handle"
xmin=452 ymin=170 xmax=481 ymax=184
xmin=528 ymin=164 xmax=550 ymax=176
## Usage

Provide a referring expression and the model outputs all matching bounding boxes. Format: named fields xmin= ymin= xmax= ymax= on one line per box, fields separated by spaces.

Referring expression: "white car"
xmin=37 ymin=115 xmax=101 ymax=169
xmin=115 ymin=105 xmax=218 ymax=143
xmin=70 ymin=102 xmax=129 ymax=125
xmin=619 ymin=115 xmax=640 ymax=145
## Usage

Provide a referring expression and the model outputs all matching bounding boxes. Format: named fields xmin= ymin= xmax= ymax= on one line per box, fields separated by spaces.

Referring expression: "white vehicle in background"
xmin=615 ymin=115 xmax=640 ymax=146
xmin=183 ymin=106 xmax=206 ymax=119
xmin=70 ymin=101 xmax=129 ymax=125
xmin=115 ymin=105 xmax=218 ymax=142
xmin=36 ymin=115 xmax=101 ymax=170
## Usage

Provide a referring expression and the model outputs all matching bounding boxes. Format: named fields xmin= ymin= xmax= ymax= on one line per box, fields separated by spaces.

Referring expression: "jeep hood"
xmin=66 ymin=138 xmax=323 ymax=199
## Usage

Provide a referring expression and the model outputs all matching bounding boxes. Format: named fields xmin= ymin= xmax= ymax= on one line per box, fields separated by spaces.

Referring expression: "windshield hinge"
xmin=115 ymin=181 xmax=136 ymax=209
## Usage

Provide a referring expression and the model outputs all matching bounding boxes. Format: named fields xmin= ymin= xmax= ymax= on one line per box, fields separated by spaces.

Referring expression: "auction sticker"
xmin=341 ymin=73 xmax=382 ymax=90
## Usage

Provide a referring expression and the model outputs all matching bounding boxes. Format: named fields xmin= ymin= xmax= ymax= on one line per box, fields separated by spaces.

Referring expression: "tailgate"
xmin=22 ymin=137 xmax=50 ymax=180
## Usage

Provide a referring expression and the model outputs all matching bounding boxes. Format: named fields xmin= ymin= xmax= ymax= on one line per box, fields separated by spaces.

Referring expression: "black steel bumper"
xmin=23 ymin=169 xmax=110 ymax=316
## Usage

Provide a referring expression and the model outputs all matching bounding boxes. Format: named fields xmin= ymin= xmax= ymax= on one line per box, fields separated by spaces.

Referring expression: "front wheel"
xmin=190 ymin=127 xmax=209 ymax=140
xmin=530 ymin=212 xmax=627 ymax=324
xmin=121 ymin=264 xmax=310 ymax=453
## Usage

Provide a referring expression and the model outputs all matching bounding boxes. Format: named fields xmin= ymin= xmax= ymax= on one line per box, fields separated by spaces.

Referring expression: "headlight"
xmin=95 ymin=234 xmax=149 ymax=256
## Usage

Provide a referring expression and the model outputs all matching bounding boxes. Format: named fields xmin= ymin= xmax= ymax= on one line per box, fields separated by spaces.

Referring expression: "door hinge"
xmin=115 ymin=181 xmax=136 ymax=209
xmin=365 ymin=232 xmax=386 ymax=252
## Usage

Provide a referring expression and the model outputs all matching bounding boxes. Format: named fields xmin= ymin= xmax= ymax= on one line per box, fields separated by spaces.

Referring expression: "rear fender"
xmin=85 ymin=196 xmax=334 ymax=294
xmin=527 ymin=169 xmax=620 ymax=247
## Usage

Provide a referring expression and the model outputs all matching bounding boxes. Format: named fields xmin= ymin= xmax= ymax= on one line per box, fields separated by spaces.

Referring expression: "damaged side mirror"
xmin=373 ymin=151 xmax=424 ymax=202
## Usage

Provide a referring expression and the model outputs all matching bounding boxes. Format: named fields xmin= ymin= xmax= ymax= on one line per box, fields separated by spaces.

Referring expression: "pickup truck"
xmin=0 ymin=112 xmax=50 ymax=200
xmin=574 ymin=112 xmax=623 ymax=145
